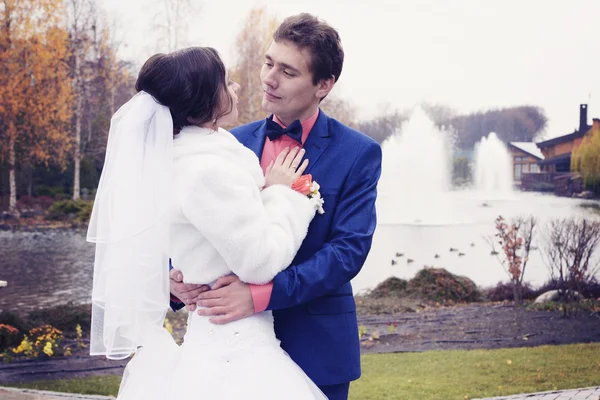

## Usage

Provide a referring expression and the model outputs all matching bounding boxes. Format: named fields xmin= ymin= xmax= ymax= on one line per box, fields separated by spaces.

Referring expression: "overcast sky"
xmin=100 ymin=0 xmax=600 ymax=139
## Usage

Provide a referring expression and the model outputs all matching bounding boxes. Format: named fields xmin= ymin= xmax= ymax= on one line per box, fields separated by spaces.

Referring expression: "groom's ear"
xmin=315 ymin=76 xmax=335 ymax=100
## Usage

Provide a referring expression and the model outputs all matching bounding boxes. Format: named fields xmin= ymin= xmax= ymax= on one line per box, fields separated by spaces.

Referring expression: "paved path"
xmin=475 ymin=387 xmax=600 ymax=400
xmin=0 ymin=387 xmax=112 ymax=399
xmin=2 ymin=386 xmax=599 ymax=399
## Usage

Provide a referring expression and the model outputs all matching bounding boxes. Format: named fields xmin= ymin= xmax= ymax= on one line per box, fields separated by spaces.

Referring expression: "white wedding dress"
xmin=115 ymin=126 xmax=326 ymax=399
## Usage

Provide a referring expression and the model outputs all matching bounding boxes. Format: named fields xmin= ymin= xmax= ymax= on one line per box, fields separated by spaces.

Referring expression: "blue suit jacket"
xmin=230 ymin=110 xmax=382 ymax=386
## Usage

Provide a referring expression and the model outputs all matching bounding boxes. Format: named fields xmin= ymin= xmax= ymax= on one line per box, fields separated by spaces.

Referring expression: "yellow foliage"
xmin=229 ymin=8 xmax=279 ymax=125
xmin=572 ymin=122 xmax=600 ymax=192
xmin=164 ymin=318 xmax=174 ymax=335
xmin=358 ymin=325 xmax=367 ymax=339
xmin=0 ymin=0 xmax=73 ymax=213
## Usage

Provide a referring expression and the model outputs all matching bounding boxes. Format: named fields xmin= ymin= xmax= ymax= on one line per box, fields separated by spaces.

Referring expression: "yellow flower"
xmin=12 ymin=336 xmax=33 ymax=355
xmin=43 ymin=341 xmax=54 ymax=357
xmin=164 ymin=319 xmax=174 ymax=335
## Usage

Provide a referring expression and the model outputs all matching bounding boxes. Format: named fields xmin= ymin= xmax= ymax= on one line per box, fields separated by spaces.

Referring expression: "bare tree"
xmin=542 ymin=218 xmax=600 ymax=315
xmin=67 ymin=0 xmax=96 ymax=200
xmin=152 ymin=0 xmax=201 ymax=53
xmin=485 ymin=215 xmax=537 ymax=304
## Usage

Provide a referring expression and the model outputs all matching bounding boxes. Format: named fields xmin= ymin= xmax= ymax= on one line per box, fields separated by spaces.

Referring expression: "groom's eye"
xmin=283 ymin=70 xmax=295 ymax=77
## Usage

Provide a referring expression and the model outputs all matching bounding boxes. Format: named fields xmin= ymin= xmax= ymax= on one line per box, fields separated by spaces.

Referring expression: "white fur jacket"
xmin=170 ymin=126 xmax=316 ymax=285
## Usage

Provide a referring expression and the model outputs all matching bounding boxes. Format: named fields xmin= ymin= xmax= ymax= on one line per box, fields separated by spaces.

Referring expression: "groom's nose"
xmin=262 ymin=68 xmax=278 ymax=89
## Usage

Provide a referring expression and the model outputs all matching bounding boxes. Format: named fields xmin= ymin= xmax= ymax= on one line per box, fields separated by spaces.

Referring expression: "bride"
xmin=87 ymin=47 xmax=326 ymax=399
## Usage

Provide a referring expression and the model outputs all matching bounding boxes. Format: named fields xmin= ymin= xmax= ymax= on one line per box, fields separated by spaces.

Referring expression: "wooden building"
xmin=507 ymin=142 xmax=543 ymax=183
xmin=536 ymin=104 xmax=591 ymax=173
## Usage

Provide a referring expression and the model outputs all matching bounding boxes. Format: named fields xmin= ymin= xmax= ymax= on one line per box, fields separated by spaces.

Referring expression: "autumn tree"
xmin=67 ymin=0 xmax=99 ymax=200
xmin=421 ymin=102 xmax=457 ymax=127
xmin=152 ymin=0 xmax=201 ymax=53
xmin=571 ymin=121 xmax=600 ymax=194
xmin=0 ymin=0 xmax=73 ymax=216
xmin=70 ymin=7 xmax=136 ymax=192
xmin=447 ymin=106 xmax=547 ymax=149
xmin=320 ymin=94 xmax=357 ymax=129
xmin=358 ymin=109 xmax=408 ymax=144
xmin=230 ymin=8 xmax=279 ymax=125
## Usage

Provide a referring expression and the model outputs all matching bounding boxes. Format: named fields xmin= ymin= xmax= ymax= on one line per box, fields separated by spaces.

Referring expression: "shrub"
xmin=46 ymin=200 xmax=93 ymax=224
xmin=543 ymin=217 xmax=600 ymax=315
xmin=369 ymin=277 xmax=408 ymax=298
xmin=34 ymin=185 xmax=67 ymax=198
xmin=0 ymin=311 xmax=29 ymax=334
xmin=27 ymin=303 xmax=91 ymax=338
xmin=484 ymin=281 xmax=538 ymax=302
xmin=407 ymin=267 xmax=482 ymax=303
xmin=0 ymin=324 xmax=20 ymax=351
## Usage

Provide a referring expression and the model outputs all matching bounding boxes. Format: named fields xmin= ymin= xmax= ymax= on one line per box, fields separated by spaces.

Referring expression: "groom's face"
xmin=260 ymin=40 xmax=322 ymax=124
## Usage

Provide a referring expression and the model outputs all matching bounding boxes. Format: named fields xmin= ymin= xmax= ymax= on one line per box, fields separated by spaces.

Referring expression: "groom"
xmin=170 ymin=13 xmax=381 ymax=400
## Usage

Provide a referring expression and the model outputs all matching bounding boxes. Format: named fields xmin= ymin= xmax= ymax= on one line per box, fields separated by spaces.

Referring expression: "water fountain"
xmin=353 ymin=108 xmax=595 ymax=294
xmin=473 ymin=132 xmax=513 ymax=196
xmin=377 ymin=106 xmax=452 ymax=224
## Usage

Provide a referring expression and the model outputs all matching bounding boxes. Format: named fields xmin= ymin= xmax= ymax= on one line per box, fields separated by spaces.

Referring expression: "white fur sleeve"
xmin=179 ymin=158 xmax=316 ymax=284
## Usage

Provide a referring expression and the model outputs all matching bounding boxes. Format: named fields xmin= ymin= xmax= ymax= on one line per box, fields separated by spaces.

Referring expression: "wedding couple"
xmin=88 ymin=13 xmax=382 ymax=400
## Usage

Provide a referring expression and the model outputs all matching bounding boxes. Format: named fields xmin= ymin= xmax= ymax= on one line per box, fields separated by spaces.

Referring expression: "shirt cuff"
xmin=249 ymin=282 xmax=273 ymax=313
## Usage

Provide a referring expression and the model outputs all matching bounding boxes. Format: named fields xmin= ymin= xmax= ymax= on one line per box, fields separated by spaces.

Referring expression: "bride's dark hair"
xmin=135 ymin=47 xmax=233 ymax=134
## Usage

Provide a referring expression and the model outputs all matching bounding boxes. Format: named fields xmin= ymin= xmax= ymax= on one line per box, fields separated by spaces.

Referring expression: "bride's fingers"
xmin=289 ymin=148 xmax=306 ymax=171
xmin=295 ymin=159 xmax=309 ymax=177
xmin=282 ymin=147 xmax=300 ymax=169
xmin=265 ymin=160 xmax=274 ymax=176
xmin=274 ymin=147 xmax=290 ymax=166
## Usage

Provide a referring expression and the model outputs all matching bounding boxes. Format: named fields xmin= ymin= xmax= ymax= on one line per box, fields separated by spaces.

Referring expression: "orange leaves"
xmin=0 ymin=0 xmax=73 ymax=214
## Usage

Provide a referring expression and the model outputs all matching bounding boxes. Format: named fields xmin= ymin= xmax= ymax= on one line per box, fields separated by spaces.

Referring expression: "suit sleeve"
xmin=267 ymin=141 xmax=382 ymax=310
xmin=179 ymin=158 xmax=316 ymax=285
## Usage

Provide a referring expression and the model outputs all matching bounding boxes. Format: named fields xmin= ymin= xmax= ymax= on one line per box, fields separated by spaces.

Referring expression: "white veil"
xmin=87 ymin=91 xmax=173 ymax=360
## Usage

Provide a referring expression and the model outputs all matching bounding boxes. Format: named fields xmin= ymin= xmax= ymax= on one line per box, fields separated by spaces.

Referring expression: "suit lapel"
xmin=303 ymin=110 xmax=332 ymax=175
xmin=240 ymin=120 xmax=268 ymax=159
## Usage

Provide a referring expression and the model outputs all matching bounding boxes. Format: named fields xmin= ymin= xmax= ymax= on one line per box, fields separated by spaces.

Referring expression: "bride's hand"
xmin=264 ymin=147 xmax=309 ymax=188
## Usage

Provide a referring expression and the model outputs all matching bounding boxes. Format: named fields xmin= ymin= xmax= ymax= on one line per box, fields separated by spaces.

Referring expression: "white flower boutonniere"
xmin=308 ymin=181 xmax=325 ymax=215
xmin=292 ymin=174 xmax=325 ymax=215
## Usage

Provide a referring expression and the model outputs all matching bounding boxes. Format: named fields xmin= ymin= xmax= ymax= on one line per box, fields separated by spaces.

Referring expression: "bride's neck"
xmin=199 ymin=121 xmax=219 ymax=131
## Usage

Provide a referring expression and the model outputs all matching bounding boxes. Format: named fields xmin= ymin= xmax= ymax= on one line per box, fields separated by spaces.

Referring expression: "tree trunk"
xmin=72 ymin=48 xmax=82 ymax=201
xmin=27 ymin=167 xmax=33 ymax=197
xmin=8 ymin=134 xmax=19 ymax=218
xmin=512 ymin=283 xmax=521 ymax=306
xmin=73 ymin=128 xmax=81 ymax=200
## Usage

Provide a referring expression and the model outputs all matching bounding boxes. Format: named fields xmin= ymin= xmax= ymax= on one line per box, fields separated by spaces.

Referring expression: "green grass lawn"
xmin=350 ymin=343 xmax=600 ymax=399
xmin=13 ymin=343 xmax=600 ymax=400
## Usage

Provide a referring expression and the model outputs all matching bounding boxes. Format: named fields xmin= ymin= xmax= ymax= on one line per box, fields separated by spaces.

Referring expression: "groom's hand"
xmin=196 ymin=275 xmax=254 ymax=324
xmin=169 ymin=269 xmax=209 ymax=312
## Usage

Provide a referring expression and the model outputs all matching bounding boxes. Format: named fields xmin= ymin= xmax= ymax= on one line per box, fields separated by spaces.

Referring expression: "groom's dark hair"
xmin=274 ymin=13 xmax=344 ymax=85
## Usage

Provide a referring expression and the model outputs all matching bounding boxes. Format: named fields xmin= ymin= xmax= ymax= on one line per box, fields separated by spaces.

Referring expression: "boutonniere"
xmin=292 ymin=174 xmax=325 ymax=215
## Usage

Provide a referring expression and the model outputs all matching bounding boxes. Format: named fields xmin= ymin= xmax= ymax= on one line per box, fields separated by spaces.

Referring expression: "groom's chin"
xmin=261 ymin=98 xmax=276 ymax=114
